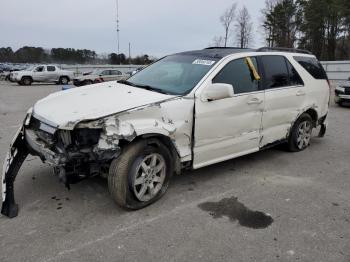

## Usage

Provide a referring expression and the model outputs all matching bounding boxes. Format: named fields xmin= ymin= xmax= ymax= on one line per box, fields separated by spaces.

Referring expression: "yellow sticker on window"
xmin=245 ymin=57 xmax=261 ymax=81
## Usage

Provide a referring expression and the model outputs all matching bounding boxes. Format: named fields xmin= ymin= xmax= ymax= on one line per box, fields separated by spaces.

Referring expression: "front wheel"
xmin=288 ymin=113 xmax=313 ymax=152
xmin=108 ymin=139 xmax=173 ymax=210
xmin=21 ymin=77 xmax=32 ymax=86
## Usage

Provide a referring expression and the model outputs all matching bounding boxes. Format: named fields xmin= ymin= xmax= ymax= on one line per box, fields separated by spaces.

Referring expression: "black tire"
xmin=21 ymin=77 xmax=32 ymax=86
xmin=59 ymin=76 xmax=69 ymax=85
xmin=108 ymin=139 xmax=174 ymax=210
xmin=288 ymin=113 xmax=313 ymax=152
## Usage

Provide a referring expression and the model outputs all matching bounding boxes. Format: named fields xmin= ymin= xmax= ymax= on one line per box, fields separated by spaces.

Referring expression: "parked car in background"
xmin=11 ymin=65 xmax=74 ymax=85
xmin=1 ymin=47 xmax=330 ymax=218
xmin=335 ymin=77 xmax=350 ymax=106
xmin=73 ymin=69 xmax=129 ymax=86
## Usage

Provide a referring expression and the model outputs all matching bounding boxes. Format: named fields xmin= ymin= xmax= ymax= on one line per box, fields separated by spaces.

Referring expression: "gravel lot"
xmin=0 ymin=81 xmax=349 ymax=262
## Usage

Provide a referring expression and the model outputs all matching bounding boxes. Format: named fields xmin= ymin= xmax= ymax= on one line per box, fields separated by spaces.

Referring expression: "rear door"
xmin=46 ymin=66 xmax=57 ymax=82
xmin=259 ymin=55 xmax=305 ymax=147
xmin=110 ymin=70 xmax=123 ymax=81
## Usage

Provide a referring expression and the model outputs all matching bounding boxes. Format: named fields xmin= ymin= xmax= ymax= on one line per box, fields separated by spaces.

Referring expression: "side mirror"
xmin=201 ymin=83 xmax=234 ymax=102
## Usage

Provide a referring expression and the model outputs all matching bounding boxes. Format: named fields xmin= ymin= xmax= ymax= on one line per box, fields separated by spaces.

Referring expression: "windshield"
xmin=126 ymin=55 xmax=219 ymax=95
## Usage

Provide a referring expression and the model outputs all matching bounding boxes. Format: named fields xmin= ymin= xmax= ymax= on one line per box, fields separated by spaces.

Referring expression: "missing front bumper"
xmin=1 ymin=127 xmax=28 ymax=218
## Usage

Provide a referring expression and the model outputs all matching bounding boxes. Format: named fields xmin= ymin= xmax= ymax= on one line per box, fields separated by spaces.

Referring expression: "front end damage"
xmin=1 ymin=96 xmax=193 ymax=218
xmin=1 ymin=114 xmax=126 ymax=218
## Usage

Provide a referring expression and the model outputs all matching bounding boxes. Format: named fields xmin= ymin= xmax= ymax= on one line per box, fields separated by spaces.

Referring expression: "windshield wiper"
xmin=118 ymin=79 xmax=137 ymax=86
xmin=118 ymin=80 xmax=172 ymax=95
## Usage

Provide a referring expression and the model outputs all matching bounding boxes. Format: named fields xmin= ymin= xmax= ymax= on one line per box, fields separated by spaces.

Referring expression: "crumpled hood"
xmin=33 ymin=82 xmax=176 ymax=129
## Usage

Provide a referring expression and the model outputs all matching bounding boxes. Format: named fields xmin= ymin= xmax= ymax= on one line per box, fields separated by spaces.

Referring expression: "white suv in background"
xmin=12 ymin=65 xmax=74 ymax=85
xmin=2 ymin=47 xmax=330 ymax=218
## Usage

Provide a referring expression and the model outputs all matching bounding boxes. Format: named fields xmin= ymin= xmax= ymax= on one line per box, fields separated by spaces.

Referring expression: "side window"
xmin=47 ymin=66 xmax=56 ymax=72
xmin=101 ymin=70 xmax=110 ymax=76
xmin=35 ymin=66 xmax=44 ymax=72
xmin=293 ymin=56 xmax=328 ymax=80
xmin=212 ymin=57 xmax=259 ymax=94
xmin=260 ymin=56 xmax=289 ymax=89
xmin=285 ymin=59 xmax=304 ymax=86
xmin=111 ymin=70 xmax=122 ymax=75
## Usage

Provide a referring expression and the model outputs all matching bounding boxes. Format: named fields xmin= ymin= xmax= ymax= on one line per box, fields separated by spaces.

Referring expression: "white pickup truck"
xmin=11 ymin=65 xmax=74 ymax=85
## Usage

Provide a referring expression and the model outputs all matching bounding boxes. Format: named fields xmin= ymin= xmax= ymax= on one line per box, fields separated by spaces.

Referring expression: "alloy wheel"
xmin=133 ymin=153 xmax=166 ymax=202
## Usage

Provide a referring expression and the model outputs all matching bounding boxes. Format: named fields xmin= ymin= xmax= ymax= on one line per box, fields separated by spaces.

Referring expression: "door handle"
xmin=296 ymin=90 xmax=306 ymax=96
xmin=247 ymin=98 xmax=263 ymax=105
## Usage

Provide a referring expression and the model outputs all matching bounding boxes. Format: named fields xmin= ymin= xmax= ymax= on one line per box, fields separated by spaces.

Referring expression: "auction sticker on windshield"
xmin=192 ymin=59 xmax=216 ymax=66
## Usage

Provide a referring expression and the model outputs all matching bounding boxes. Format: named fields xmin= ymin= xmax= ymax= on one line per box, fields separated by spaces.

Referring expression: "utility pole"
xmin=129 ymin=42 xmax=131 ymax=65
xmin=116 ymin=0 xmax=120 ymax=63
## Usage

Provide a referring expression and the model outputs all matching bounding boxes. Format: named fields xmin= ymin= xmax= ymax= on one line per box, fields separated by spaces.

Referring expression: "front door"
xmin=193 ymin=57 xmax=264 ymax=169
xmin=32 ymin=66 xmax=45 ymax=82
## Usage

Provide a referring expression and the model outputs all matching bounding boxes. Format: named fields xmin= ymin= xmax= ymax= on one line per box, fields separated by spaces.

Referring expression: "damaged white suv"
xmin=2 ymin=47 xmax=330 ymax=218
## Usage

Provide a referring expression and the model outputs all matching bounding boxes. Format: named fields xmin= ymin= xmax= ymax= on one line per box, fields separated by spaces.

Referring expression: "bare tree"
xmin=235 ymin=6 xmax=253 ymax=48
xmin=211 ymin=36 xmax=225 ymax=47
xmin=220 ymin=3 xmax=237 ymax=47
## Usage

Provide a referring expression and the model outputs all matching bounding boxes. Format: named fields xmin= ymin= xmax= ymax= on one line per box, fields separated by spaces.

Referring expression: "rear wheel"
xmin=21 ymin=77 xmax=32 ymax=86
xmin=108 ymin=139 xmax=173 ymax=210
xmin=288 ymin=113 xmax=313 ymax=152
xmin=59 ymin=76 xmax=69 ymax=85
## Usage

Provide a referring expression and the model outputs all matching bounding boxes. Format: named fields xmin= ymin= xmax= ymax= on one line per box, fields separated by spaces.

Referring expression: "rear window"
xmin=294 ymin=56 xmax=328 ymax=80
xmin=47 ymin=66 xmax=56 ymax=72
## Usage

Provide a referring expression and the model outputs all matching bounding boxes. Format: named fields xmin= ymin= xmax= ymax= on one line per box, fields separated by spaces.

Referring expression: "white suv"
xmin=1 ymin=47 xmax=330 ymax=217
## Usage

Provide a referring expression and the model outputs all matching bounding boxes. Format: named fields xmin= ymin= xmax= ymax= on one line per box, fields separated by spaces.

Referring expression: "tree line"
xmin=262 ymin=0 xmax=350 ymax=60
xmin=0 ymin=46 xmax=154 ymax=65
xmin=213 ymin=0 xmax=350 ymax=60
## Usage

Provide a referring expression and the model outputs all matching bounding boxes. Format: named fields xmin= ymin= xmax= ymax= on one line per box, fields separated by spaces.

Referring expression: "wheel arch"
xmin=121 ymin=133 xmax=183 ymax=175
xmin=287 ymin=107 xmax=319 ymax=139
xmin=303 ymin=108 xmax=318 ymax=127
xmin=21 ymin=75 xmax=33 ymax=81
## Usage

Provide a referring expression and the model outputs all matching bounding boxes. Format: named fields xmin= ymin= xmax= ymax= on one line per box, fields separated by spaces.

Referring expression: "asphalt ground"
xmin=0 ymin=80 xmax=349 ymax=262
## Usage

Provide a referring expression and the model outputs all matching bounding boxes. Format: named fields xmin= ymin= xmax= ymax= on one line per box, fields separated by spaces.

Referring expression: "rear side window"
xmin=111 ymin=70 xmax=122 ymax=75
xmin=294 ymin=56 xmax=328 ymax=80
xmin=285 ymin=59 xmax=304 ymax=86
xmin=213 ymin=57 xmax=259 ymax=94
xmin=47 ymin=66 xmax=56 ymax=72
xmin=101 ymin=70 xmax=110 ymax=76
xmin=260 ymin=56 xmax=289 ymax=89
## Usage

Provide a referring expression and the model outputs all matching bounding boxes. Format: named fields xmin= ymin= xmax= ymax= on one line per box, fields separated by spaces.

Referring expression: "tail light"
xmin=327 ymin=79 xmax=331 ymax=106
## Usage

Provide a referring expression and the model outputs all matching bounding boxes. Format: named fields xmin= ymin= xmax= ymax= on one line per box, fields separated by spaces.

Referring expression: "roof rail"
xmin=205 ymin=47 xmax=251 ymax=50
xmin=257 ymin=47 xmax=313 ymax=55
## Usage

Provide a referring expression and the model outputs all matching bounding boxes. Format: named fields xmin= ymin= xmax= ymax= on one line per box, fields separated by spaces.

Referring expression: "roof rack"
xmin=205 ymin=47 xmax=251 ymax=50
xmin=257 ymin=47 xmax=312 ymax=55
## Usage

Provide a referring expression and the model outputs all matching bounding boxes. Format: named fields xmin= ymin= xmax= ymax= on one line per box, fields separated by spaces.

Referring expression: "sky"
xmin=0 ymin=0 xmax=265 ymax=57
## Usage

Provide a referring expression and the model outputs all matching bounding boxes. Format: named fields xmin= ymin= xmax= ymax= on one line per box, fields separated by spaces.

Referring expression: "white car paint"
xmin=31 ymin=51 xmax=329 ymax=169
xmin=33 ymin=82 xmax=177 ymax=129
xmin=2 ymin=48 xmax=331 ymax=218
xmin=190 ymin=52 xmax=329 ymax=168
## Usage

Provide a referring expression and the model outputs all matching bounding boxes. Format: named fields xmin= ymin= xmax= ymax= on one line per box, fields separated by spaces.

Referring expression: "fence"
xmin=59 ymin=64 xmax=144 ymax=76
xmin=321 ymin=61 xmax=350 ymax=81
